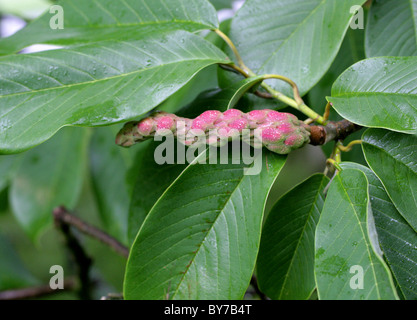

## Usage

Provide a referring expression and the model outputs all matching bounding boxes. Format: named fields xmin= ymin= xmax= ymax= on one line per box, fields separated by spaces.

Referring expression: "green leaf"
xmin=329 ymin=57 xmax=417 ymax=134
xmin=127 ymin=141 xmax=188 ymax=245
xmin=341 ymin=162 xmax=417 ymax=300
xmin=89 ymin=126 xmax=140 ymax=245
xmin=362 ymin=129 xmax=417 ymax=233
xmin=9 ymin=127 xmax=88 ymax=240
xmin=0 ymin=154 xmax=22 ymax=193
xmin=257 ymin=174 xmax=329 ymax=300
xmin=157 ymin=65 xmax=219 ymax=115
xmin=0 ymin=233 xmax=39 ymax=291
xmin=0 ymin=30 xmax=230 ymax=154
xmin=315 ymin=169 xmax=398 ymax=300
xmin=366 ymin=0 xmax=417 ymax=57
xmin=0 ymin=0 xmax=219 ymax=55
xmin=124 ymin=151 xmax=287 ymax=299
xmin=228 ymin=0 xmax=366 ymax=96
xmin=308 ymin=27 xmax=366 ymax=118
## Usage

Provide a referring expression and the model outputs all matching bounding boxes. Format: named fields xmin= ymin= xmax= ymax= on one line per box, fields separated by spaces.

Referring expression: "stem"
xmin=338 ymin=140 xmax=362 ymax=152
xmin=214 ymin=28 xmax=248 ymax=72
xmin=262 ymin=74 xmax=304 ymax=105
xmin=323 ymin=102 xmax=332 ymax=121
xmin=327 ymin=158 xmax=342 ymax=172
xmin=219 ymin=63 xmax=249 ymax=78
xmin=334 ymin=143 xmax=343 ymax=163
xmin=53 ymin=207 xmax=93 ymax=300
xmin=260 ymin=79 xmax=327 ymax=125
xmin=53 ymin=206 xmax=129 ymax=259
xmin=0 ymin=279 xmax=77 ymax=300
xmin=260 ymin=82 xmax=297 ymax=107
xmin=309 ymin=120 xmax=363 ymax=146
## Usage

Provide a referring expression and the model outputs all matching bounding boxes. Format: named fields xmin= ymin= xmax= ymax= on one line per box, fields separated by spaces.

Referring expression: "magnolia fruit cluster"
xmin=115 ymin=109 xmax=311 ymax=155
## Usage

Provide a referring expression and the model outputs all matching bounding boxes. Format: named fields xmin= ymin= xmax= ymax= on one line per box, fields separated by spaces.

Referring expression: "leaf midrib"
xmin=278 ymin=176 xmax=326 ymax=299
xmin=171 ymin=168 xmax=249 ymax=299
xmin=337 ymin=173 xmax=382 ymax=299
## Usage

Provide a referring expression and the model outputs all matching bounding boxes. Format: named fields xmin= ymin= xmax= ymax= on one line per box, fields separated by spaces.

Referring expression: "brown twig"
xmin=53 ymin=206 xmax=129 ymax=259
xmin=0 ymin=279 xmax=76 ymax=300
xmin=309 ymin=120 xmax=363 ymax=146
xmin=53 ymin=207 xmax=93 ymax=300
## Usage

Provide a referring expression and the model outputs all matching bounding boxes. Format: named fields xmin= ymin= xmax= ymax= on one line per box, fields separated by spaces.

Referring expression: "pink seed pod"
xmin=116 ymin=109 xmax=311 ymax=155
xmin=276 ymin=123 xmax=294 ymax=135
xmin=261 ymin=127 xmax=283 ymax=143
xmin=284 ymin=134 xmax=305 ymax=148
xmin=199 ymin=110 xmax=222 ymax=124
xmin=213 ymin=120 xmax=227 ymax=128
xmin=266 ymin=110 xmax=289 ymax=122
xmin=247 ymin=110 xmax=268 ymax=122
xmin=191 ymin=110 xmax=222 ymax=131
xmin=228 ymin=118 xmax=249 ymax=131
xmin=218 ymin=127 xmax=240 ymax=140
xmin=222 ymin=109 xmax=243 ymax=121
xmin=284 ymin=134 xmax=300 ymax=146
xmin=137 ymin=118 xmax=155 ymax=136
xmin=191 ymin=118 xmax=207 ymax=131
xmin=115 ymin=121 xmax=143 ymax=147
xmin=156 ymin=116 xmax=175 ymax=130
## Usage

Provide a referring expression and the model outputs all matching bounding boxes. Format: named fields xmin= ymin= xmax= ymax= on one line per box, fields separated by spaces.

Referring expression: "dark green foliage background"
xmin=0 ymin=0 xmax=416 ymax=300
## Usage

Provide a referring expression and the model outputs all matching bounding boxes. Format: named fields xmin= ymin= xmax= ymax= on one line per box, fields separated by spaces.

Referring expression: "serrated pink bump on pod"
xmin=222 ymin=109 xmax=243 ymax=121
xmin=218 ymin=126 xmax=239 ymax=139
xmin=199 ymin=110 xmax=222 ymax=124
xmin=284 ymin=134 xmax=300 ymax=146
xmin=156 ymin=116 xmax=175 ymax=130
xmin=228 ymin=118 xmax=249 ymax=131
xmin=137 ymin=118 xmax=155 ymax=136
xmin=261 ymin=127 xmax=282 ymax=143
xmin=266 ymin=110 xmax=290 ymax=122
xmin=191 ymin=118 xmax=207 ymax=130
xmin=276 ymin=123 xmax=294 ymax=135
xmin=247 ymin=109 xmax=268 ymax=122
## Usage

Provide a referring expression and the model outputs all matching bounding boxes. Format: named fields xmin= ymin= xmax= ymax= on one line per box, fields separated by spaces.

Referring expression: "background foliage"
xmin=0 ymin=0 xmax=416 ymax=300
